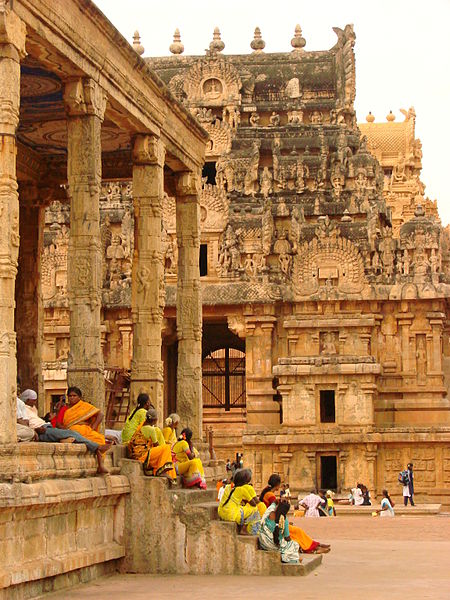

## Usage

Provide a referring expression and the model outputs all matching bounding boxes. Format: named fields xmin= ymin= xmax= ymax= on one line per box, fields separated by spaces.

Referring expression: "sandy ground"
xmin=40 ymin=514 xmax=450 ymax=600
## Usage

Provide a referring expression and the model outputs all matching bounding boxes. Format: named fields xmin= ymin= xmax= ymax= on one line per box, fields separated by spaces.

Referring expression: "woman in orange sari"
xmin=128 ymin=408 xmax=176 ymax=479
xmin=259 ymin=474 xmax=330 ymax=554
xmin=63 ymin=387 xmax=106 ymax=444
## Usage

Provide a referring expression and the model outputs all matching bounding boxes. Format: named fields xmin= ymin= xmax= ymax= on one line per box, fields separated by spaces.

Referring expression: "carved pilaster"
xmin=306 ymin=451 xmax=317 ymax=490
xmin=175 ymin=169 xmax=203 ymax=439
xmin=130 ymin=134 xmax=166 ymax=418
xmin=64 ymin=78 xmax=107 ymax=410
xmin=16 ymin=184 xmax=46 ymax=412
xmin=0 ymin=4 xmax=26 ymax=443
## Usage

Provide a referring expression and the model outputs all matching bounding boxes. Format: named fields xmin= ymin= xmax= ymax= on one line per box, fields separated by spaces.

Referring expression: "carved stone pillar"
xmin=339 ymin=450 xmax=348 ymax=491
xmin=16 ymin=185 xmax=45 ymax=410
xmin=306 ymin=451 xmax=317 ymax=490
xmin=0 ymin=7 xmax=26 ymax=443
xmin=64 ymin=78 xmax=107 ymax=410
xmin=175 ymin=170 xmax=202 ymax=439
xmin=117 ymin=318 xmax=133 ymax=371
xmin=245 ymin=310 xmax=279 ymax=426
xmin=130 ymin=135 xmax=165 ymax=417
xmin=365 ymin=444 xmax=378 ymax=494
xmin=397 ymin=314 xmax=413 ymax=374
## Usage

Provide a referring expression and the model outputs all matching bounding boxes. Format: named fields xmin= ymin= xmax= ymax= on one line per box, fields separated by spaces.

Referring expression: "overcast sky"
xmin=95 ymin=0 xmax=450 ymax=225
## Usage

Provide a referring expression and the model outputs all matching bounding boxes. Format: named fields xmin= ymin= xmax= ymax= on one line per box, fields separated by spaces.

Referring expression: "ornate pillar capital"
xmin=0 ymin=2 xmax=26 ymax=59
xmin=132 ymin=134 xmax=165 ymax=167
xmin=175 ymin=169 xmax=201 ymax=197
xmin=63 ymin=78 xmax=107 ymax=121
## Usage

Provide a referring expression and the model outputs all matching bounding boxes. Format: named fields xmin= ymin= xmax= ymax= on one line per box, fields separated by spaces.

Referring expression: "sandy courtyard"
xmin=41 ymin=515 xmax=450 ymax=600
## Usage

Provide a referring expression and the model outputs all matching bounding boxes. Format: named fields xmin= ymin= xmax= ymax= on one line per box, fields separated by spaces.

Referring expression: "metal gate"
xmin=202 ymin=347 xmax=246 ymax=410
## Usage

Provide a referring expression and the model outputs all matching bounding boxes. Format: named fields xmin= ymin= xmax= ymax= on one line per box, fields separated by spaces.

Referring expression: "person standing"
xmin=403 ymin=463 xmax=415 ymax=506
xmin=299 ymin=490 xmax=323 ymax=517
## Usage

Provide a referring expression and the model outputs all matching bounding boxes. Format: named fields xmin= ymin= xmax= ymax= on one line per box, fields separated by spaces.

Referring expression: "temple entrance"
xmin=320 ymin=455 xmax=338 ymax=491
xmin=202 ymin=322 xmax=246 ymax=434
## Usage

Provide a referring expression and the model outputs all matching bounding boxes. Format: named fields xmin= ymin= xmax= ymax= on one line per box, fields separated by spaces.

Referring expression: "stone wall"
xmin=0 ymin=446 xmax=129 ymax=599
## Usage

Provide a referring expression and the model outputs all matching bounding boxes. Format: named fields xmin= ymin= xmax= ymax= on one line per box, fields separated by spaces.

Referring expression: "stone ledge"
xmin=0 ymin=542 xmax=124 ymax=588
xmin=0 ymin=475 xmax=130 ymax=508
xmin=0 ymin=443 xmax=116 ymax=483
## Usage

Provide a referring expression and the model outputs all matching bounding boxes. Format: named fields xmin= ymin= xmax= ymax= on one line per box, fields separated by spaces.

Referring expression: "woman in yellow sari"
xmin=162 ymin=413 xmax=180 ymax=446
xmin=218 ymin=468 xmax=266 ymax=534
xmin=63 ymin=387 xmax=106 ymax=444
xmin=128 ymin=408 xmax=176 ymax=479
xmin=121 ymin=393 xmax=152 ymax=443
xmin=172 ymin=427 xmax=207 ymax=489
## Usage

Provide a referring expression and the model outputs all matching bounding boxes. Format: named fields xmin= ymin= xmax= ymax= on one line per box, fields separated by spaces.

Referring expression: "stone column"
xmin=0 ymin=6 xmax=26 ymax=443
xmin=63 ymin=78 xmax=107 ymax=410
xmin=15 ymin=185 xmax=45 ymax=409
xmin=306 ymin=450 xmax=317 ymax=490
xmin=130 ymin=135 xmax=165 ymax=417
xmin=175 ymin=170 xmax=202 ymax=439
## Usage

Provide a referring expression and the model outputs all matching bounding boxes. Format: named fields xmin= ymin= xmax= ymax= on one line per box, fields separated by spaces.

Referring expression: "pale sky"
xmin=95 ymin=0 xmax=450 ymax=225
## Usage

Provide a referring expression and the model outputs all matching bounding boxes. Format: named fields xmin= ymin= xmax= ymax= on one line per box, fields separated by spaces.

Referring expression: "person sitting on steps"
xmin=127 ymin=407 xmax=176 ymax=480
xmin=260 ymin=474 xmax=330 ymax=554
xmin=218 ymin=468 xmax=266 ymax=535
xmin=172 ymin=427 xmax=207 ymax=489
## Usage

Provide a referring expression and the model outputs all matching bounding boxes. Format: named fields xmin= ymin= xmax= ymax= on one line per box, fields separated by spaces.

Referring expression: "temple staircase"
xmin=119 ymin=458 xmax=322 ymax=576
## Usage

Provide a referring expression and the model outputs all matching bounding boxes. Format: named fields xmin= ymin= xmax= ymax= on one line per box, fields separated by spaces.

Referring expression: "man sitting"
xmin=16 ymin=395 xmax=36 ymax=442
xmin=20 ymin=389 xmax=110 ymax=474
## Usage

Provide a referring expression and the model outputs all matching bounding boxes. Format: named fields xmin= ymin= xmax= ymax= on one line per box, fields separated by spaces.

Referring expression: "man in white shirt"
xmin=16 ymin=396 xmax=36 ymax=441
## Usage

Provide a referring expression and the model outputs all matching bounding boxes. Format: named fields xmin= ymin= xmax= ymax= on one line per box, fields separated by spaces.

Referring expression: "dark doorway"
xmin=202 ymin=161 xmax=217 ymax=185
xmin=199 ymin=244 xmax=208 ymax=276
xmin=320 ymin=390 xmax=335 ymax=423
xmin=320 ymin=455 xmax=337 ymax=490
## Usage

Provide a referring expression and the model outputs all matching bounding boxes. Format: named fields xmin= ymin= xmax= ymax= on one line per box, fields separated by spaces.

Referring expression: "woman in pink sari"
xmin=299 ymin=490 xmax=324 ymax=517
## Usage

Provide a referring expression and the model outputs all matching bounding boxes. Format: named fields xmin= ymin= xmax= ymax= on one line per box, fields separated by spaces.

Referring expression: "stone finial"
xmin=169 ymin=28 xmax=184 ymax=55
xmin=386 ymin=110 xmax=395 ymax=122
xmin=366 ymin=111 xmax=375 ymax=123
xmin=132 ymin=30 xmax=145 ymax=55
xmin=250 ymin=27 xmax=265 ymax=52
xmin=291 ymin=24 xmax=306 ymax=50
xmin=209 ymin=27 xmax=225 ymax=53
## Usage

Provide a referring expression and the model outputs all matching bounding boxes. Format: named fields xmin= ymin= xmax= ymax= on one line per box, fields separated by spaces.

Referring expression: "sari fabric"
xmin=259 ymin=489 xmax=319 ymax=552
xmin=162 ymin=426 xmax=177 ymax=446
xmin=259 ymin=503 xmax=300 ymax=564
xmin=218 ymin=483 xmax=262 ymax=534
xmin=172 ymin=439 xmax=206 ymax=489
xmin=63 ymin=400 xmax=105 ymax=444
xmin=128 ymin=423 xmax=176 ymax=478
xmin=121 ymin=408 xmax=147 ymax=443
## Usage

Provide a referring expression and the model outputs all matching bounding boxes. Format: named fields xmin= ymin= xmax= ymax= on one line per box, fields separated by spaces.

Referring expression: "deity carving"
xmin=320 ymin=331 xmax=338 ymax=355
xmin=249 ymin=112 xmax=260 ymax=127
xmin=217 ymin=224 xmax=241 ymax=277
xmin=310 ymin=110 xmax=323 ymax=124
xmin=273 ymin=230 xmax=292 ymax=275
xmin=378 ymin=227 xmax=396 ymax=280
xmin=261 ymin=198 xmax=274 ymax=256
xmin=288 ymin=109 xmax=303 ymax=124
xmin=269 ymin=111 xmax=280 ymax=127
xmin=290 ymin=206 xmax=305 ymax=251
xmin=416 ymin=336 xmax=427 ymax=384
xmin=223 ymin=105 xmax=240 ymax=129
xmin=259 ymin=167 xmax=273 ymax=199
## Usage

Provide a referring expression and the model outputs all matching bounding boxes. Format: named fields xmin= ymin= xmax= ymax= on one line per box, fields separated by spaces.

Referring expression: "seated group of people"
xmin=16 ymin=386 xmax=111 ymax=473
xmin=350 ymin=483 xmax=371 ymax=506
xmin=17 ymin=388 xmax=207 ymax=489
xmin=122 ymin=394 xmax=207 ymax=489
xmin=217 ymin=471 xmax=330 ymax=564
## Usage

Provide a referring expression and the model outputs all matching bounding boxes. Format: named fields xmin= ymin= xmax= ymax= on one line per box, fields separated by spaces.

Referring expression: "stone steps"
xmin=120 ymin=459 xmax=323 ymax=577
xmin=331 ymin=503 xmax=442 ymax=516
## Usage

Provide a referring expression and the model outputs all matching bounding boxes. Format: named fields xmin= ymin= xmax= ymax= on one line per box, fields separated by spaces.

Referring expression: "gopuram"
xmin=39 ymin=24 xmax=450 ymax=505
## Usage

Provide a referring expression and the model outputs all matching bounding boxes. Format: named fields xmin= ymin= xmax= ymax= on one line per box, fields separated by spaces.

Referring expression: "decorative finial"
xmin=132 ymin=30 xmax=145 ymax=56
xmin=366 ymin=111 xmax=375 ymax=123
xmin=414 ymin=204 xmax=425 ymax=218
xmin=291 ymin=24 xmax=306 ymax=51
xmin=209 ymin=27 xmax=225 ymax=53
xmin=386 ymin=110 xmax=395 ymax=122
xmin=250 ymin=27 xmax=265 ymax=52
xmin=169 ymin=28 xmax=184 ymax=55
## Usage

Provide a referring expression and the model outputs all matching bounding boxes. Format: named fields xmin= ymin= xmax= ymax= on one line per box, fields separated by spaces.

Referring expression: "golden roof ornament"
xmin=386 ymin=110 xmax=395 ymax=122
xmin=209 ymin=27 xmax=225 ymax=53
xmin=170 ymin=28 xmax=184 ymax=55
xmin=132 ymin=30 xmax=145 ymax=56
xmin=366 ymin=111 xmax=375 ymax=123
xmin=291 ymin=24 xmax=306 ymax=51
xmin=251 ymin=27 xmax=265 ymax=52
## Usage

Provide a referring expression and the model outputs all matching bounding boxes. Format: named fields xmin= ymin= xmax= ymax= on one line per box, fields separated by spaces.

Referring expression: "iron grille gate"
xmin=202 ymin=347 xmax=246 ymax=410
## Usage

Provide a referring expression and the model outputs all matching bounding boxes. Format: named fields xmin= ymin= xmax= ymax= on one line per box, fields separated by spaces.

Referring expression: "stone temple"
xmin=41 ymin=24 xmax=450 ymax=503
xmin=1 ymin=0 xmax=449 ymax=596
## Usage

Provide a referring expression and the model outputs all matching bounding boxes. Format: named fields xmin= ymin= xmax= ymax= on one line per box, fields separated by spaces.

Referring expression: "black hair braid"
xmin=128 ymin=393 xmax=150 ymax=421
xmin=260 ymin=473 xmax=281 ymax=503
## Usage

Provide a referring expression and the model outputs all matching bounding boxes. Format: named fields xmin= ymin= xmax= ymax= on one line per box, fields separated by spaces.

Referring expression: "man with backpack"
xmin=398 ymin=463 xmax=415 ymax=506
